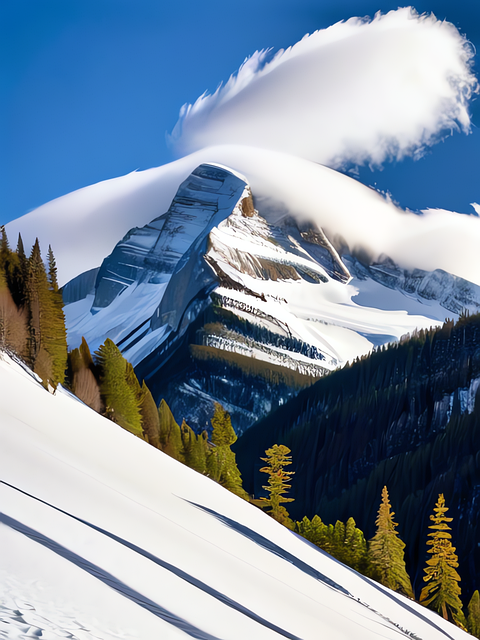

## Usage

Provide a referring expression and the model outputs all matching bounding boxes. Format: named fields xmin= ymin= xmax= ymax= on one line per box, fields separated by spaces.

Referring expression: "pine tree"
xmin=419 ymin=494 xmax=466 ymax=628
xmin=0 ymin=228 xmax=25 ymax=309
xmin=259 ymin=444 xmax=295 ymax=528
xmin=467 ymin=590 xmax=480 ymax=639
xmin=47 ymin=245 xmax=59 ymax=292
xmin=79 ymin=336 xmax=96 ymax=372
xmin=27 ymin=239 xmax=67 ymax=385
xmin=158 ymin=398 xmax=185 ymax=461
xmin=339 ymin=517 xmax=369 ymax=573
xmin=209 ymin=403 xmax=247 ymax=499
xmin=368 ymin=486 xmax=414 ymax=598
xmin=0 ymin=226 xmax=10 ymax=270
xmin=181 ymin=419 xmax=208 ymax=474
xmin=332 ymin=520 xmax=346 ymax=561
xmin=10 ymin=233 xmax=28 ymax=308
xmin=95 ymin=338 xmax=143 ymax=437
xmin=210 ymin=402 xmax=236 ymax=447
xmin=16 ymin=233 xmax=27 ymax=269
xmin=27 ymin=239 xmax=52 ymax=378
xmin=139 ymin=382 xmax=161 ymax=448
xmin=4 ymin=234 xmax=28 ymax=309
xmin=44 ymin=244 xmax=67 ymax=384
xmin=125 ymin=361 xmax=143 ymax=406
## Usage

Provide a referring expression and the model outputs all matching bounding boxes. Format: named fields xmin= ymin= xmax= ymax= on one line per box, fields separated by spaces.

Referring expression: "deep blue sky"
xmin=2 ymin=0 xmax=480 ymax=225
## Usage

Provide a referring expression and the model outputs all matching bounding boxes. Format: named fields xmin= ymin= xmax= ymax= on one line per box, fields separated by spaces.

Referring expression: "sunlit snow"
xmin=0 ymin=352 xmax=470 ymax=639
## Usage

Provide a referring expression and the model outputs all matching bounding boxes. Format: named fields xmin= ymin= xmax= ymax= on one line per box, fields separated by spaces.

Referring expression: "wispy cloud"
xmin=170 ymin=8 xmax=478 ymax=169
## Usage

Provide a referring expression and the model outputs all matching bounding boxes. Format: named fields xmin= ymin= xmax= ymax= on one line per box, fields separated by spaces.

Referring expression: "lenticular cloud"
xmin=170 ymin=8 xmax=478 ymax=168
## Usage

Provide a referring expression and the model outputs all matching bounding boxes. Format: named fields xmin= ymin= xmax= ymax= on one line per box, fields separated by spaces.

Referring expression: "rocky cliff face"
xmin=233 ymin=314 xmax=480 ymax=600
xmin=63 ymin=163 xmax=355 ymax=431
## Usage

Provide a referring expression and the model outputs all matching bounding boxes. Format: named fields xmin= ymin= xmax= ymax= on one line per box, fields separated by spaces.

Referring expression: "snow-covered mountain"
xmin=49 ymin=159 xmax=480 ymax=432
xmin=0 ymin=351 xmax=470 ymax=640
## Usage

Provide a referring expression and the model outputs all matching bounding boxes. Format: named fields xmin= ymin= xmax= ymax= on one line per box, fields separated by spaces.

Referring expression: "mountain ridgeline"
xmin=233 ymin=313 xmax=480 ymax=601
xmin=63 ymin=163 xmax=346 ymax=433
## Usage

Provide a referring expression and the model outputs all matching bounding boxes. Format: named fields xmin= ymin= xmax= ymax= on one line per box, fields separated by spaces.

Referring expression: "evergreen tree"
xmin=259 ymin=444 xmax=295 ymax=528
xmin=419 ymin=494 xmax=466 ymax=628
xmin=181 ymin=419 xmax=208 ymax=474
xmin=209 ymin=403 xmax=247 ymax=499
xmin=139 ymin=382 xmax=161 ymax=448
xmin=47 ymin=245 xmax=59 ymax=292
xmin=95 ymin=339 xmax=143 ymax=437
xmin=11 ymin=233 xmax=28 ymax=307
xmin=332 ymin=520 xmax=346 ymax=561
xmin=44 ymin=244 xmax=67 ymax=384
xmin=0 ymin=225 xmax=10 ymax=270
xmin=27 ymin=239 xmax=52 ymax=376
xmin=0 ymin=228 xmax=25 ymax=309
xmin=368 ymin=486 xmax=414 ymax=598
xmin=16 ymin=233 xmax=27 ymax=269
xmin=467 ymin=590 xmax=480 ymax=639
xmin=125 ymin=361 xmax=143 ymax=405
xmin=158 ymin=398 xmax=185 ymax=461
xmin=27 ymin=239 xmax=67 ymax=385
xmin=337 ymin=517 xmax=369 ymax=573
xmin=79 ymin=336 xmax=95 ymax=370
xmin=210 ymin=402 xmax=237 ymax=447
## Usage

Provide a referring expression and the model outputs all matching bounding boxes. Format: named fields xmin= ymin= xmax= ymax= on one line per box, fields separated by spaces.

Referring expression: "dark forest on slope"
xmin=234 ymin=314 xmax=480 ymax=600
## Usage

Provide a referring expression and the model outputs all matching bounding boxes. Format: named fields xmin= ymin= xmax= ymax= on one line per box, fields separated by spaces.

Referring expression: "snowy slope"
xmin=0 ymin=352 xmax=470 ymax=640
xmin=7 ymin=145 xmax=480 ymax=289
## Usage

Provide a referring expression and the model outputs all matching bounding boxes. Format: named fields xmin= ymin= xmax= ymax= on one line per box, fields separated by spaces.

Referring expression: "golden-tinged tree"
xmin=419 ymin=494 xmax=466 ymax=629
xmin=259 ymin=444 xmax=295 ymax=528
xmin=368 ymin=486 xmax=414 ymax=598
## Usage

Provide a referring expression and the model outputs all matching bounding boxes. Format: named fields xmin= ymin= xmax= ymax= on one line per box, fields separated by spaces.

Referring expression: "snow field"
xmin=0 ymin=353 xmax=470 ymax=639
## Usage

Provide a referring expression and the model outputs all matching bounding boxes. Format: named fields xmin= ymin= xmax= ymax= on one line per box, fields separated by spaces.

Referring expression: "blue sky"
xmin=2 ymin=0 xmax=480 ymax=225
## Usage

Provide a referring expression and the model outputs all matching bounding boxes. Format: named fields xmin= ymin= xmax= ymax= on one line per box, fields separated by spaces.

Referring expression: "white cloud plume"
xmin=170 ymin=8 xmax=478 ymax=168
